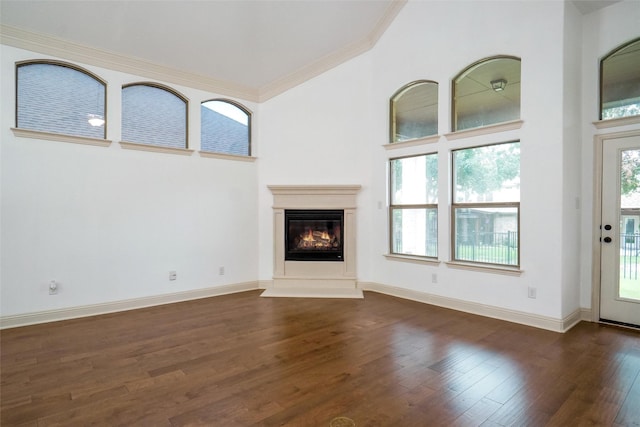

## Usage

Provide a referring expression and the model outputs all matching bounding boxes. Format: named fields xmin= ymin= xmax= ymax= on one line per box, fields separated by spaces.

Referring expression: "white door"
xmin=600 ymin=133 xmax=640 ymax=327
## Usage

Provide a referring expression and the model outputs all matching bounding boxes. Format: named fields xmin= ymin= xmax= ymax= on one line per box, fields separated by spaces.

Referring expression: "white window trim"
xmin=384 ymin=253 xmax=440 ymax=265
xmin=445 ymin=120 xmax=523 ymax=141
xmin=593 ymin=115 xmax=640 ymax=129
xmin=11 ymin=128 xmax=112 ymax=147
xmin=119 ymin=140 xmax=193 ymax=156
xmin=445 ymin=261 xmax=523 ymax=276
xmin=384 ymin=135 xmax=440 ymax=150
xmin=198 ymin=151 xmax=256 ymax=162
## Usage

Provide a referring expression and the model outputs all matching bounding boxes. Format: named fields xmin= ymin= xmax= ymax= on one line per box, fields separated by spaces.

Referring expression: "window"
xmin=201 ymin=99 xmax=251 ymax=156
xmin=390 ymin=153 xmax=438 ymax=257
xmin=122 ymin=83 xmax=187 ymax=149
xmin=16 ymin=61 xmax=106 ymax=139
xmin=452 ymin=142 xmax=520 ymax=267
xmin=452 ymin=56 xmax=521 ymax=132
xmin=600 ymin=38 xmax=640 ymax=120
xmin=390 ymin=81 xmax=438 ymax=143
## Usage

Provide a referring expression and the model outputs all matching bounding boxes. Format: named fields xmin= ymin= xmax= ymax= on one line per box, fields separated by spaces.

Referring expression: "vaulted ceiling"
xmin=0 ymin=0 xmax=620 ymax=102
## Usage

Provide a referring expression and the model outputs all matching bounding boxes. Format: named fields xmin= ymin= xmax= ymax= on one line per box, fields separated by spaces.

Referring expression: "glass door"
xmin=600 ymin=133 xmax=640 ymax=327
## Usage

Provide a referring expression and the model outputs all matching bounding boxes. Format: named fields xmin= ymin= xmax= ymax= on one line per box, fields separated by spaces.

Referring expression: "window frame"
xmin=15 ymin=59 xmax=107 ymax=139
xmin=389 ymin=80 xmax=439 ymax=144
xmin=451 ymin=55 xmax=521 ymax=133
xmin=599 ymin=37 xmax=640 ymax=121
xmin=450 ymin=141 xmax=521 ymax=269
xmin=121 ymin=82 xmax=189 ymax=149
xmin=388 ymin=152 xmax=439 ymax=259
xmin=200 ymin=98 xmax=252 ymax=156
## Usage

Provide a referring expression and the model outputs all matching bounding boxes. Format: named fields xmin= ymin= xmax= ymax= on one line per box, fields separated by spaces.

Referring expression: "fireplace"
xmin=285 ymin=210 xmax=344 ymax=261
xmin=264 ymin=184 xmax=362 ymax=298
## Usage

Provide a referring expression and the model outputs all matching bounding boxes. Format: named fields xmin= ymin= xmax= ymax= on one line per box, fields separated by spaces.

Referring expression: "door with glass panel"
xmin=600 ymin=133 xmax=640 ymax=327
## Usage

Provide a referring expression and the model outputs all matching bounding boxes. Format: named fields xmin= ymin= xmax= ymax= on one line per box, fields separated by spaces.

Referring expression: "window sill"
xmin=199 ymin=151 xmax=256 ymax=162
xmin=444 ymin=120 xmax=523 ymax=141
xmin=11 ymin=128 xmax=112 ymax=147
xmin=119 ymin=141 xmax=194 ymax=156
xmin=593 ymin=115 xmax=640 ymax=129
xmin=445 ymin=261 xmax=523 ymax=276
xmin=384 ymin=135 xmax=440 ymax=150
xmin=384 ymin=254 xmax=440 ymax=266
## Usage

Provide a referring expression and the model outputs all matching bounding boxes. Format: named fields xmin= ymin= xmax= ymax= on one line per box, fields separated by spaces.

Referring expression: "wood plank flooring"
xmin=1 ymin=290 xmax=639 ymax=426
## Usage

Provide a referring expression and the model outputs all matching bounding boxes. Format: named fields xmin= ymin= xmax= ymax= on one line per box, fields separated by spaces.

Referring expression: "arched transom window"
xmin=16 ymin=60 xmax=106 ymax=139
xmin=390 ymin=80 xmax=438 ymax=143
xmin=121 ymin=83 xmax=188 ymax=149
xmin=452 ymin=56 xmax=521 ymax=132
xmin=201 ymin=99 xmax=251 ymax=156
xmin=601 ymin=38 xmax=640 ymax=120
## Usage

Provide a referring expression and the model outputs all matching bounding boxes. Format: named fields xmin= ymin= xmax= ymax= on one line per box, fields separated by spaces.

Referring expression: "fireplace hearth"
xmin=285 ymin=210 xmax=344 ymax=261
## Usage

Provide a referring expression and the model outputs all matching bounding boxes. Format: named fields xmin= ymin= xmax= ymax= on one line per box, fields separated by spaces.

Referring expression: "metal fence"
xmin=455 ymin=231 xmax=519 ymax=266
xmin=621 ymin=233 xmax=640 ymax=279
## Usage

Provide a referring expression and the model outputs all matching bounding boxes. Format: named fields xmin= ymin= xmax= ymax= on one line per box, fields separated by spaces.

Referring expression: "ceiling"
xmin=0 ymin=0 xmax=621 ymax=102
xmin=0 ymin=0 xmax=404 ymax=101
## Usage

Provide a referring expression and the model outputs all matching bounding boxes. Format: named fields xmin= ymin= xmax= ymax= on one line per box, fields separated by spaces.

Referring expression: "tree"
xmin=621 ymin=149 xmax=640 ymax=195
xmin=454 ymin=142 xmax=520 ymax=201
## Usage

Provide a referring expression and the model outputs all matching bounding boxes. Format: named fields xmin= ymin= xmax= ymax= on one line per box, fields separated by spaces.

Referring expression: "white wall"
xmin=1 ymin=45 xmax=259 ymax=317
xmin=560 ymin=1 xmax=585 ymax=318
xmin=257 ymin=52 xmax=375 ymax=282
xmin=257 ymin=0 xmax=576 ymax=320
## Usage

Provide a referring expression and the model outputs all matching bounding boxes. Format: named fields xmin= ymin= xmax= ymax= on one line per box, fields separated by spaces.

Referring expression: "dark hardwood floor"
xmin=1 ymin=290 xmax=639 ymax=426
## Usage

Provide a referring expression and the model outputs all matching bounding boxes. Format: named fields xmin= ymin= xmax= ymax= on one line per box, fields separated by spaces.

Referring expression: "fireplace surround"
xmin=263 ymin=185 xmax=362 ymax=298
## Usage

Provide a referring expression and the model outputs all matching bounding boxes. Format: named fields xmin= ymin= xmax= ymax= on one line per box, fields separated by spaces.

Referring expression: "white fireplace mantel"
xmin=262 ymin=185 xmax=363 ymax=298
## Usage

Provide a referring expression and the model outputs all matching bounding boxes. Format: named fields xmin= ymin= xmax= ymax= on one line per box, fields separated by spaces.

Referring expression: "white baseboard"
xmin=0 ymin=281 xmax=259 ymax=329
xmin=260 ymin=288 xmax=363 ymax=299
xmin=2 ymin=280 xmax=592 ymax=333
xmin=359 ymin=282 xmax=589 ymax=333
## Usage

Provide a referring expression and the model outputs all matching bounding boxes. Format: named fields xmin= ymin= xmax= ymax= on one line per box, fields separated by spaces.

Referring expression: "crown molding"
xmin=0 ymin=24 xmax=260 ymax=102
xmin=257 ymin=0 xmax=407 ymax=101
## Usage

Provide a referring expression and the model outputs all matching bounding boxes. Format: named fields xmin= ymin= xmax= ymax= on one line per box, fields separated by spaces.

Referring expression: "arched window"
xmin=600 ymin=38 xmax=640 ymax=120
xmin=452 ymin=56 xmax=521 ymax=132
xmin=390 ymin=80 xmax=438 ymax=143
xmin=16 ymin=60 xmax=106 ymax=139
xmin=201 ymin=99 xmax=251 ymax=156
xmin=122 ymin=83 xmax=188 ymax=149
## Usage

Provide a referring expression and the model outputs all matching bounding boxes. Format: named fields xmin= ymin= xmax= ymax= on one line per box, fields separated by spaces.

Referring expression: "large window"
xmin=452 ymin=142 xmax=520 ymax=267
xmin=390 ymin=153 xmax=438 ymax=257
xmin=452 ymin=56 xmax=521 ymax=132
xmin=600 ymin=38 xmax=640 ymax=120
xmin=122 ymin=83 xmax=187 ymax=149
xmin=390 ymin=81 xmax=438 ymax=143
xmin=201 ymin=99 xmax=251 ymax=156
xmin=16 ymin=61 xmax=106 ymax=139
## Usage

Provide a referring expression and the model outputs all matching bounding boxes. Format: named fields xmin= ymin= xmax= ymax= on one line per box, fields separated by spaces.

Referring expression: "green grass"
xmin=619 ymin=254 xmax=640 ymax=300
xmin=619 ymin=275 xmax=640 ymax=300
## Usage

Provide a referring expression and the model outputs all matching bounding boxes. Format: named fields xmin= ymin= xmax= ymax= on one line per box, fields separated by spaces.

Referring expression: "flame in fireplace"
xmin=297 ymin=228 xmax=338 ymax=249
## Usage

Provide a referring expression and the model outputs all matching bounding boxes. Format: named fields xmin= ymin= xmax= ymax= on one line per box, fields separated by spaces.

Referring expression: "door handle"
xmin=604 ymin=224 xmax=612 ymax=230
xmin=603 ymin=237 xmax=612 ymax=243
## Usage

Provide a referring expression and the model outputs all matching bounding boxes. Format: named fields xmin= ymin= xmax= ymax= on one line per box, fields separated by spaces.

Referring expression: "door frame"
xmin=591 ymin=129 xmax=640 ymax=323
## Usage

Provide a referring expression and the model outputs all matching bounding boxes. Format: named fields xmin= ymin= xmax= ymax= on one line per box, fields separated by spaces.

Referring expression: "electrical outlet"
xmin=169 ymin=271 xmax=177 ymax=281
xmin=219 ymin=266 xmax=225 ymax=275
xmin=49 ymin=280 xmax=58 ymax=295
xmin=528 ymin=286 xmax=537 ymax=299
xmin=431 ymin=273 xmax=438 ymax=284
